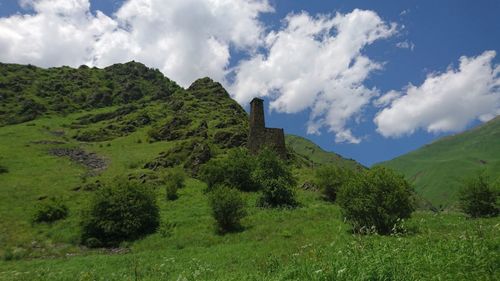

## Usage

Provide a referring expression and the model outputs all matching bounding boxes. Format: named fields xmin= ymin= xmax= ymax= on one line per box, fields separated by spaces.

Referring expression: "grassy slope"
xmin=0 ymin=63 xmax=498 ymax=280
xmin=0 ymin=117 xmax=498 ymax=280
xmin=285 ymin=134 xmax=364 ymax=169
xmin=379 ymin=117 xmax=500 ymax=208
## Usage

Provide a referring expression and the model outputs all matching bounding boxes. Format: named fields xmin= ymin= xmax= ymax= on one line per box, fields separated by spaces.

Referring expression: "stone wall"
xmin=248 ymin=98 xmax=287 ymax=159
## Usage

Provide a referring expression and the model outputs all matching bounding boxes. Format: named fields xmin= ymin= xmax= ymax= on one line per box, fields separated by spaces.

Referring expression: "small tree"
xmin=258 ymin=178 xmax=298 ymax=208
xmin=224 ymin=148 xmax=258 ymax=191
xmin=253 ymin=148 xmax=298 ymax=208
xmin=459 ymin=173 xmax=499 ymax=218
xmin=253 ymin=148 xmax=296 ymax=188
xmin=209 ymin=185 xmax=246 ymax=233
xmin=200 ymin=148 xmax=258 ymax=192
xmin=199 ymin=157 xmax=225 ymax=190
xmin=81 ymin=178 xmax=160 ymax=247
xmin=32 ymin=197 xmax=68 ymax=223
xmin=162 ymin=168 xmax=185 ymax=200
xmin=315 ymin=165 xmax=354 ymax=202
xmin=337 ymin=166 xmax=414 ymax=235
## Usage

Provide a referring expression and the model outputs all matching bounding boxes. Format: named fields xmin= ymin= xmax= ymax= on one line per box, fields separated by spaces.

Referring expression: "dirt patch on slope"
xmin=49 ymin=147 xmax=107 ymax=175
xmin=31 ymin=140 xmax=67 ymax=145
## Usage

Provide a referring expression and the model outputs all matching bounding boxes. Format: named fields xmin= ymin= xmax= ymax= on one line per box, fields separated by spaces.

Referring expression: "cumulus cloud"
xmin=0 ymin=1 xmax=407 ymax=144
xmin=375 ymin=50 xmax=500 ymax=137
xmin=0 ymin=0 xmax=272 ymax=86
xmin=373 ymin=90 xmax=401 ymax=107
xmin=230 ymin=9 xmax=397 ymax=143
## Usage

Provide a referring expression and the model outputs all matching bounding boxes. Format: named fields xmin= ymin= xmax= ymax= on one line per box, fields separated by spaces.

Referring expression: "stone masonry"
xmin=248 ymin=98 xmax=287 ymax=159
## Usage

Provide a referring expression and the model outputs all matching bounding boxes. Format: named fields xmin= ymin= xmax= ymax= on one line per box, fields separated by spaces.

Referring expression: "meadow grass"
xmin=0 ymin=114 xmax=499 ymax=280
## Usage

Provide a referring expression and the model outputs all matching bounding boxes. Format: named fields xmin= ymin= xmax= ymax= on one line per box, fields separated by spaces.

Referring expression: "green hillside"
xmin=285 ymin=134 xmax=364 ymax=170
xmin=0 ymin=62 xmax=498 ymax=280
xmin=0 ymin=61 xmax=361 ymax=255
xmin=380 ymin=116 xmax=500 ymax=208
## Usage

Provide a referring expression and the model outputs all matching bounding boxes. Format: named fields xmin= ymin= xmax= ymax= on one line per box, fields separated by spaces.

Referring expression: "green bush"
xmin=81 ymin=178 xmax=160 ymax=247
xmin=459 ymin=173 xmax=499 ymax=218
xmin=258 ymin=178 xmax=298 ymax=208
xmin=209 ymin=185 xmax=247 ymax=233
xmin=201 ymin=148 xmax=258 ymax=192
xmin=0 ymin=165 xmax=8 ymax=174
xmin=253 ymin=148 xmax=296 ymax=189
xmin=337 ymin=166 xmax=414 ymax=235
xmin=315 ymin=165 xmax=354 ymax=202
xmin=200 ymin=159 xmax=225 ymax=190
xmin=32 ymin=198 xmax=68 ymax=223
xmin=162 ymin=168 xmax=185 ymax=200
xmin=253 ymin=149 xmax=298 ymax=208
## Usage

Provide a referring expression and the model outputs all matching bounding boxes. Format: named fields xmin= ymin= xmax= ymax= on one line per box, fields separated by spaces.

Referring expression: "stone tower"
xmin=249 ymin=98 xmax=265 ymax=135
xmin=248 ymin=98 xmax=287 ymax=159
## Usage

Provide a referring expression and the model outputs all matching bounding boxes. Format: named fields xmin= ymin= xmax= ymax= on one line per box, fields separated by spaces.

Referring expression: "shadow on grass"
xmin=215 ymin=224 xmax=251 ymax=235
xmin=344 ymin=223 xmax=420 ymax=237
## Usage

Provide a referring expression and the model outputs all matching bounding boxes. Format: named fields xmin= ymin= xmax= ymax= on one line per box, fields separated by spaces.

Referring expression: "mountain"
xmin=0 ymin=62 xmax=363 ymax=253
xmin=379 ymin=116 xmax=500 ymax=208
xmin=0 ymin=62 xmax=251 ymax=173
xmin=0 ymin=61 xmax=360 ymax=171
xmin=285 ymin=134 xmax=364 ymax=170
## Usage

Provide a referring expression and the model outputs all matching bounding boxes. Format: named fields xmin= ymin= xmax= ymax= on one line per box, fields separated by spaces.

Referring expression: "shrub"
xmin=458 ymin=173 xmax=499 ymax=218
xmin=315 ymin=165 xmax=354 ymax=202
xmin=201 ymin=148 xmax=258 ymax=192
xmin=253 ymin=149 xmax=298 ymax=208
xmin=224 ymin=149 xmax=258 ymax=191
xmin=258 ymin=178 xmax=298 ymax=208
xmin=0 ymin=165 xmax=8 ymax=174
xmin=162 ymin=168 xmax=185 ymax=200
xmin=81 ymin=178 xmax=160 ymax=247
xmin=209 ymin=185 xmax=247 ymax=233
xmin=337 ymin=166 xmax=415 ymax=235
xmin=32 ymin=197 xmax=68 ymax=223
xmin=253 ymin=148 xmax=296 ymax=189
xmin=200 ymin=158 xmax=226 ymax=190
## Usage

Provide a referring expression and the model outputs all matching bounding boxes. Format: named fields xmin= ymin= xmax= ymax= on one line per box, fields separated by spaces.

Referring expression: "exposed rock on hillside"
xmin=49 ymin=147 xmax=107 ymax=175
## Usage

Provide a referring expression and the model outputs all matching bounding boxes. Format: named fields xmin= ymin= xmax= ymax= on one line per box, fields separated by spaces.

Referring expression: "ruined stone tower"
xmin=248 ymin=98 xmax=287 ymax=159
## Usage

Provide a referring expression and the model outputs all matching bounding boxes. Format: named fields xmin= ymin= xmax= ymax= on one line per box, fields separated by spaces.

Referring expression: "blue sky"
xmin=0 ymin=0 xmax=499 ymax=166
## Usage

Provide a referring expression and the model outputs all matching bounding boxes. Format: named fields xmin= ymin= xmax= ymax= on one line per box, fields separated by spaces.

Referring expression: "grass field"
xmin=0 ymin=114 xmax=499 ymax=280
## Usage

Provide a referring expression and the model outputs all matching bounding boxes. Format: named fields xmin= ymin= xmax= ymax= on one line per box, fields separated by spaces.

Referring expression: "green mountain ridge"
xmin=379 ymin=116 xmax=500 ymax=208
xmin=285 ymin=134 xmax=365 ymax=170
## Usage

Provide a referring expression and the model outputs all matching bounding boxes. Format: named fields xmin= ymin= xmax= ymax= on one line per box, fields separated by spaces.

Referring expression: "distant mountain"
xmin=379 ymin=117 xmax=500 ymax=208
xmin=285 ymin=134 xmax=365 ymax=170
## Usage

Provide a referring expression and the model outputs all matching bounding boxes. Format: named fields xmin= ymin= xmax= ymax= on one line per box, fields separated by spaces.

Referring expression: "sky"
xmin=0 ymin=0 xmax=499 ymax=166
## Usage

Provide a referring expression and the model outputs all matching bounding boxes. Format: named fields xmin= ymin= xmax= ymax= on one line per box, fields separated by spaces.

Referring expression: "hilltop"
xmin=379 ymin=116 xmax=500 ymax=208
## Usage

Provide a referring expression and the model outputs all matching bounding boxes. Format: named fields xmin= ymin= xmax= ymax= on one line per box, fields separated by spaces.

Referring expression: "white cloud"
xmin=0 ymin=1 xmax=407 ymax=144
xmin=373 ymin=90 xmax=401 ymax=107
xmin=0 ymin=0 xmax=272 ymax=86
xmin=375 ymin=50 xmax=500 ymax=137
xmin=396 ymin=40 xmax=414 ymax=51
xmin=230 ymin=9 xmax=397 ymax=143
xmin=399 ymin=9 xmax=410 ymax=16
